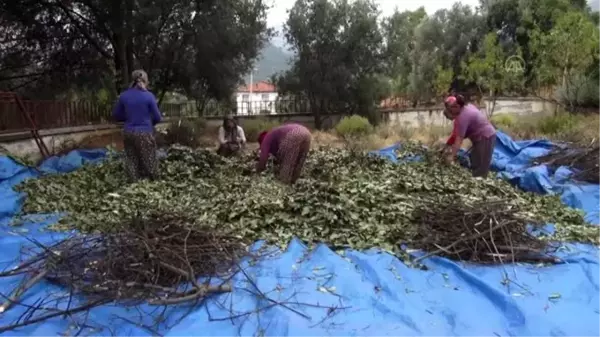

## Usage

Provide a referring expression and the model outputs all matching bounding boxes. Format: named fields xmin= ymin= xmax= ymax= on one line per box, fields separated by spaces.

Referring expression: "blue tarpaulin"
xmin=0 ymin=132 xmax=598 ymax=336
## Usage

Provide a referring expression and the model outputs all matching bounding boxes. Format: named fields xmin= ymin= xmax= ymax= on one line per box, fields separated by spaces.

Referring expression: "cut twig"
xmin=532 ymin=142 xmax=599 ymax=184
xmin=0 ymin=211 xmax=248 ymax=332
xmin=0 ymin=270 xmax=48 ymax=313
xmin=148 ymin=283 xmax=232 ymax=306
xmin=411 ymin=199 xmax=555 ymax=264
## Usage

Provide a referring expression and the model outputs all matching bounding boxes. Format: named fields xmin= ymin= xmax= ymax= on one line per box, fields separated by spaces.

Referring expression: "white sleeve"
xmin=237 ymin=125 xmax=246 ymax=143
xmin=218 ymin=126 xmax=227 ymax=145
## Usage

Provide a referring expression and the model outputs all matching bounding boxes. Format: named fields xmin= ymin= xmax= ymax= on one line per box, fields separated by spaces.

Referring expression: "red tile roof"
xmin=237 ymin=81 xmax=276 ymax=93
xmin=380 ymin=96 xmax=412 ymax=109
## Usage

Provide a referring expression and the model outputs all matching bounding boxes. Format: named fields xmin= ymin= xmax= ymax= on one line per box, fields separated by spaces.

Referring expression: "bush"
xmin=243 ymin=118 xmax=281 ymax=142
xmin=556 ymin=74 xmax=600 ymax=109
xmin=538 ymin=113 xmax=581 ymax=135
xmin=335 ymin=115 xmax=373 ymax=139
xmin=491 ymin=114 xmax=516 ymax=129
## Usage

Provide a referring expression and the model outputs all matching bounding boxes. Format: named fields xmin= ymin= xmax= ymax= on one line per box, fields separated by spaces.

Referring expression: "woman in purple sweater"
xmin=443 ymin=95 xmax=496 ymax=177
xmin=256 ymin=123 xmax=312 ymax=184
xmin=112 ymin=70 xmax=162 ymax=181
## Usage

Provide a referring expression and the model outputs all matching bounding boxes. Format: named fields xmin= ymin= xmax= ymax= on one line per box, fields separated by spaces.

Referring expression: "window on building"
xmin=261 ymin=94 xmax=269 ymax=101
xmin=242 ymin=94 xmax=249 ymax=102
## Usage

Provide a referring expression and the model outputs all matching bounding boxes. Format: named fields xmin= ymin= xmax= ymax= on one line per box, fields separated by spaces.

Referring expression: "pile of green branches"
xmin=14 ymin=144 xmax=598 ymax=264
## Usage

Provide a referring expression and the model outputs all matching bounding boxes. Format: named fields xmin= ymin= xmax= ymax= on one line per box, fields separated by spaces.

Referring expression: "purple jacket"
xmin=113 ymin=88 xmax=162 ymax=133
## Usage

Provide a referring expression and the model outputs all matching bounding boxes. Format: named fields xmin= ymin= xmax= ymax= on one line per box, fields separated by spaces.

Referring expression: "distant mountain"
xmin=243 ymin=42 xmax=293 ymax=84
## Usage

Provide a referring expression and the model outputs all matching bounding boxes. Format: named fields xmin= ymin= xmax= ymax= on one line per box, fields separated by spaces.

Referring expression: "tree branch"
xmin=52 ymin=2 xmax=112 ymax=60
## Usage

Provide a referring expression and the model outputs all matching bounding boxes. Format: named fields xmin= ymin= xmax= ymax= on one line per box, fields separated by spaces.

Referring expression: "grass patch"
xmin=496 ymin=112 xmax=598 ymax=143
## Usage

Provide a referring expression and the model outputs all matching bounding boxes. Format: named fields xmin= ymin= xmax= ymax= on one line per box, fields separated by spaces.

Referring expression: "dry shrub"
xmin=411 ymin=124 xmax=453 ymax=147
xmin=158 ymin=118 xmax=210 ymax=148
xmin=311 ymin=130 xmax=344 ymax=148
xmin=498 ymin=112 xmax=599 ymax=144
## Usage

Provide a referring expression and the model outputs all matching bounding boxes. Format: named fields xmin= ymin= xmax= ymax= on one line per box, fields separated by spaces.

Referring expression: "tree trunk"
xmin=114 ymin=38 xmax=129 ymax=92
xmin=125 ymin=0 xmax=135 ymax=78
xmin=111 ymin=0 xmax=133 ymax=93
xmin=308 ymin=94 xmax=322 ymax=130
xmin=487 ymin=88 xmax=496 ymax=118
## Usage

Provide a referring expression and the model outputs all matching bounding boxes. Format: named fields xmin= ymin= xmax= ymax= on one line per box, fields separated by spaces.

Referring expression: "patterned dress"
xmin=123 ymin=132 xmax=158 ymax=181
xmin=256 ymin=124 xmax=312 ymax=184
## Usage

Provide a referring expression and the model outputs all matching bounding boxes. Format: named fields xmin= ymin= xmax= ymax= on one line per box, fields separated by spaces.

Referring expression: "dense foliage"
xmin=15 ymin=145 xmax=598 ymax=261
xmin=1 ymin=0 xmax=596 ymax=120
xmin=0 ymin=0 xmax=271 ymax=103
xmin=273 ymin=0 xmax=599 ymax=125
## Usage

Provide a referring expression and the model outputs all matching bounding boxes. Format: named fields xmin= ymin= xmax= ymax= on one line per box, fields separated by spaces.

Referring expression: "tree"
xmin=280 ymin=0 xmax=385 ymax=128
xmin=462 ymin=32 xmax=524 ymax=116
xmin=406 ymin=3 xmax=486 ymax=104
xmin=0 ymin=0 xmax=271 ymax=104
xmin=382 ymin=7 xmax=427 ymax=96
xmin=480 ymin=0 xmax=591 ymax=88
xmin=434 ymin=66 xmax=454 ymax=99
xmin=530 ymin=10 xmax=599 ymax=110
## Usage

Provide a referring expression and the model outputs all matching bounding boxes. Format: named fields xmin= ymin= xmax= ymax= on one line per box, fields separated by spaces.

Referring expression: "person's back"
xmin=256 ymin=123 xmax=311 ymax=184
xmin=112 ymin=69 xmax=162 ymax=182
xmin=114 ymin=88 xmax=162 ymax=133
xmin=262 ymin=124 xmax=299 ymax=155
xmin=456 ymin=104 xmax=495 ymax=142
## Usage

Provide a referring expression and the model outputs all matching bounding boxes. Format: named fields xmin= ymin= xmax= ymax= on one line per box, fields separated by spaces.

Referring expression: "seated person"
xmin=217 ymin=115 xmax=246 ymax=156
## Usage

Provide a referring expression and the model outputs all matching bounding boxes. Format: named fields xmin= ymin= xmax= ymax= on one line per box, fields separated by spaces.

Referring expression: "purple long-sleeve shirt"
xmin=256 ymin=124 xmax=301 ymax=171
xmin=450 ymin=104 xmax=495 ymax=143
xmin=112 ymin=88 xmax=162 ymax=133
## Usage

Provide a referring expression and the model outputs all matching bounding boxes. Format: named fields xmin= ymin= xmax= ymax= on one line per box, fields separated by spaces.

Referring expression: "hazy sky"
xmin=267 ymin=0 xmax=481 ymax=46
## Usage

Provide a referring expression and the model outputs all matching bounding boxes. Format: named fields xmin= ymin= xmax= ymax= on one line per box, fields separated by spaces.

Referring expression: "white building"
xmin=234 ymin=81 xmax=278 ymax=115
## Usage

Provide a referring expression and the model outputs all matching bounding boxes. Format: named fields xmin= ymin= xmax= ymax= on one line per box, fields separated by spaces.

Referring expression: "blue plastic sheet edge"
xmin=0 ymin=133 xmax=598 ymax=336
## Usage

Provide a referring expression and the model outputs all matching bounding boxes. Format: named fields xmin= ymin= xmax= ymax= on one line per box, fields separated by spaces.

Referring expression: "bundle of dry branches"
xmin=533 ymin=141 xmax=599 ymax=184
xmin=0 ymin=212 xmax=247 ymax=322
xmin=412 ymin=199 xmax=559 ymax=264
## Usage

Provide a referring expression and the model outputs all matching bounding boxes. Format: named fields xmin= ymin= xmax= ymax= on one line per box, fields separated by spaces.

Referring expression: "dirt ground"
xmin=49 ymin=124 xmax=457 ymax=157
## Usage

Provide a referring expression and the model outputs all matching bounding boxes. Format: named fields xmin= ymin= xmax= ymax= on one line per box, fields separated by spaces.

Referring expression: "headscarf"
xmin=444 ymin=95 xmax=466 ymax=119
xmin=444 ymin=95 xmax=457 ymax=105
xmin=222 ymin=115 xmax=238 ymax=142
xmin=257 ymin=131 xmax=268 ymax=145
xmin=130 ymin=69 xmax=149 ymax=89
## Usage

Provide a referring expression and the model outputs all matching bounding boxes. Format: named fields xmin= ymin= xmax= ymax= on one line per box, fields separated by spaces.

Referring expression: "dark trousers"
xmin=123 ymin=131 xmax=158 ymax=182
xmin=217 ymin=142 xmax=242 ymax=157
xmin=470 ymin=134 xmax=496 ymax=178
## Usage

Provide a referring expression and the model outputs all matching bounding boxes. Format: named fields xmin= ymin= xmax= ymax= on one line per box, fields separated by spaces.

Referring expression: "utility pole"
xmin=249 ymin=67 xmax=257 ymax=114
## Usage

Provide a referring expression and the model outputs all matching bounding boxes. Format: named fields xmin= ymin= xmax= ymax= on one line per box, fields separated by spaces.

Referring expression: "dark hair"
xmin=223 ymin=115 xmax=236 ymax=129
xmin=455 ymin=94 xmax=466 ymax=107
xmin=222 ymin=115 xmax=238 ymax=140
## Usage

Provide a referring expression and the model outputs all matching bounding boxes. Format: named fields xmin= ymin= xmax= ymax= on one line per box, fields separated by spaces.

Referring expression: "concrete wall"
xmin=0 ymin=126 xmax=122 ymax=162
xmin=384 ymin=97 xmax=559 ymax=128
xmin=482 ymin=97 xmax=557 ymax=116
xmin=0 ymin=97 xmax=557 ymax=159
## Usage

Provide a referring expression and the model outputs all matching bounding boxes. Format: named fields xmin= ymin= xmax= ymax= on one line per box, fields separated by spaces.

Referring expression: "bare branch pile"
xmin=533 ymin=141 xmax=599 ymax=184
xmin=0 ymin=211 xmax=247 ymax=328
xmin=412 ymin=199 xmax=559 ymax=264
